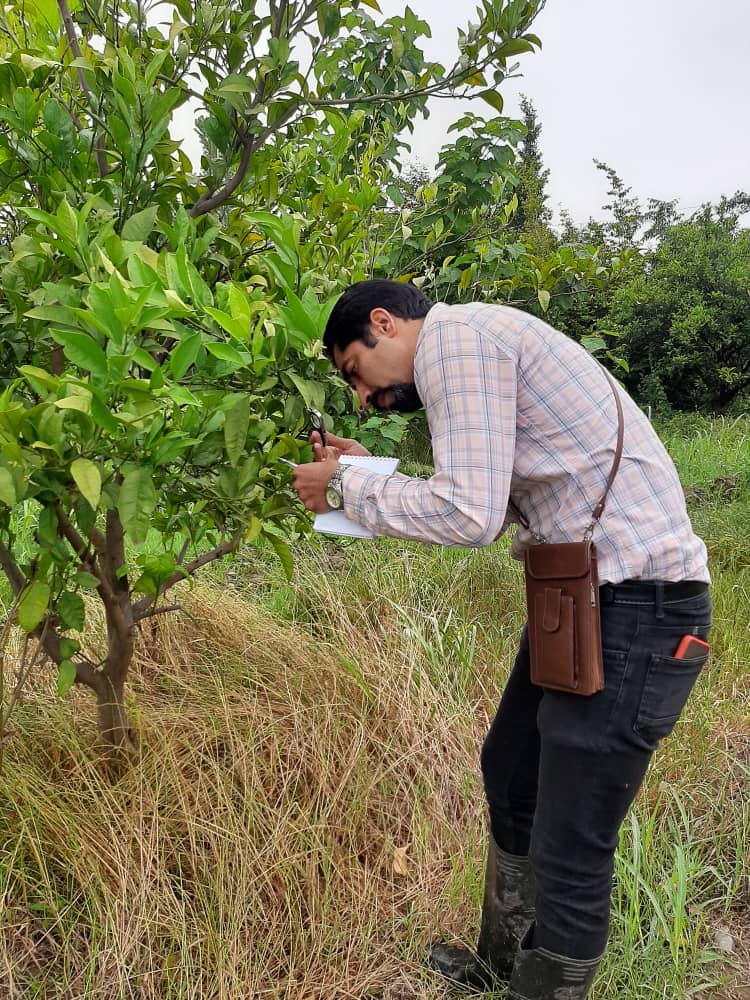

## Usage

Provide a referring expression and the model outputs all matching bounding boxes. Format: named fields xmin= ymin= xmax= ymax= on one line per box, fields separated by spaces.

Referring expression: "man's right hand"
xmin=311 ymin=430 xmax=371 ymax=462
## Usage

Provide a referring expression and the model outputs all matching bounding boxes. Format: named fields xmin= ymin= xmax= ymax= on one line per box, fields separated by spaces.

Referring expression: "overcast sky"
xmin=377 ymin=0 xmax=750 ymax=225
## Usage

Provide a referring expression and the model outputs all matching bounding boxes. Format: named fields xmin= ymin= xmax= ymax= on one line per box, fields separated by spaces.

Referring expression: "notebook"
xmin=313 ymin=455 xmax=400 ymax=539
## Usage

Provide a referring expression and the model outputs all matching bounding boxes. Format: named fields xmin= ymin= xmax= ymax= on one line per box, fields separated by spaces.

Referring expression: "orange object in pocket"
xmin=673 ymin=635 xmax=711 ymax=659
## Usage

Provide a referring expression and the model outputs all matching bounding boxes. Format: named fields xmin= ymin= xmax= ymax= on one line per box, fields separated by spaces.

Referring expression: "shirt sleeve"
xmin=341 ymin=319 xmax=518 ymax=546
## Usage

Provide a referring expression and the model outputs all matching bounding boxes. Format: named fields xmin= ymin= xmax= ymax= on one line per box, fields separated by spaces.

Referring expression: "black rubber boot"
xmin=428 ymin=835 xmax=536 ymax=991
xmin=507 ymin=925 xmax=602 ymax=999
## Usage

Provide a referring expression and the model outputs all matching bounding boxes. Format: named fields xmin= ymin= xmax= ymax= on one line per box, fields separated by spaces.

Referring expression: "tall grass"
xmin=0 ymin=416 xmax=748 ymax=999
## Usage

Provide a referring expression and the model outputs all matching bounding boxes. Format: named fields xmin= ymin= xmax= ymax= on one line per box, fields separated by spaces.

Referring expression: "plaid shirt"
xmin=342 ymin=303 xmax=709 ymax=585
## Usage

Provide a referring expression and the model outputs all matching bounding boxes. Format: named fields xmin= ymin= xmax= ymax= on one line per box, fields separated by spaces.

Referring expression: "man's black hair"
xmin=322 ymin=279 xmax=433 ymax=358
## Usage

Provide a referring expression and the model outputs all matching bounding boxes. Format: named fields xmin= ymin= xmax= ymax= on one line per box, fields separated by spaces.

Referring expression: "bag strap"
xmin=588 ymin=370 xmax=624 ymax=529
xmin=509 ymin=366 xmax=625 ymax=539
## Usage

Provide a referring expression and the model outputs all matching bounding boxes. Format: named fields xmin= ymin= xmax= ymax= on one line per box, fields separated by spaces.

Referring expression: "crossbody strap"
xmin=510 ymin=366 xmax=625 ymax=539
xmin=588 ymin=370 xmax=624 ymax=527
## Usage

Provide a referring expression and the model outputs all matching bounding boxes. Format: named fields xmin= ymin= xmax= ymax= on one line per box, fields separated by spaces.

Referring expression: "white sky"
xmin=378 ymin=0 xmax=750 ymax=225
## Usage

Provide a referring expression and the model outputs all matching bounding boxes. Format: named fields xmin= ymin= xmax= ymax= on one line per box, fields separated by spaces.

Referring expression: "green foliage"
xmin=511 ymin=95 xmax=552 ymax=239
xmin=609 ymin=213 xmax=750 ymax=411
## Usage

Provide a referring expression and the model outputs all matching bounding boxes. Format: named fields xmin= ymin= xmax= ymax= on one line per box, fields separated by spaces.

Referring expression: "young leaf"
xmin=170 ymin=332 xmax=202 ymax=379
xmin=17 ymin=581 xmax=51 ymax=631
xmin=56 ymin=660 xmax=77 ymax=697
xmin=537 ymin=288 xmax=551 ymax=312
xmin=51 ymin=330 xmax=108 ymax=379
xmin=0 ymin=467 xmax=16 ymax=506
xmin=58 ymin=591 xmax=85 ymax=632
xmin=479 ymin=89 xmax=504 ymax=114
xmin=204 ymin=342 xmax=247 ymax=367
xmin=269 ymin=534 xmax=293 ymax=581
xmin=71 ymin=458 xmax=101 ymax=511
xmin=118 ymin=467 xmax=157 ymax=544
xmin=122 ymin=205 xmax=158 ymax=242
xmin=224 ymin=396 xmax=251 ymax=468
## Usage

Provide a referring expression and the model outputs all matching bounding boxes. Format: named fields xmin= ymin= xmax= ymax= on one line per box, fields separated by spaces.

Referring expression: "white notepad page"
xmin=313 ymin=455 xmax=400 ymax=538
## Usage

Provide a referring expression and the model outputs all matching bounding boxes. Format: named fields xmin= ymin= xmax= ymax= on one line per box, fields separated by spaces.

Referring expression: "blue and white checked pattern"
xmin=342 ymin=303 xmax=709 ymax=585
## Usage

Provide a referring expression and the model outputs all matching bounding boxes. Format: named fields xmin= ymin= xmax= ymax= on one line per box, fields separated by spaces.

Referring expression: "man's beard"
xmin=371 ymin=382 xmax=423 ymax=413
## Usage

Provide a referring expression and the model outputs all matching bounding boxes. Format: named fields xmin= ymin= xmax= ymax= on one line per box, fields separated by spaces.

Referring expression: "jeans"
xmin=481 ymin=581 xmax=712 ymax=960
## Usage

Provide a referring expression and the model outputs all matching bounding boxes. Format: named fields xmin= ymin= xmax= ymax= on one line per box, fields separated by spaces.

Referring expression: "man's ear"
xmin=369 ymin=307 xmax=397 ymax=338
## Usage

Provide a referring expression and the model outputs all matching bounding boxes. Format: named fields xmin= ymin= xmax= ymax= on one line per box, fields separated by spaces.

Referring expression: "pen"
xmin=278 ymin=457 xmax=298 ymax=468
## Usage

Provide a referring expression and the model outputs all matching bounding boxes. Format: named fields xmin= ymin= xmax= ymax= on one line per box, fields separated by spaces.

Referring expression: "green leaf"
xmin=204 ymin=306 xmax=249 ymax=341
xmin=317 ymin=4 xmax=341 ymax=37
xmin=496 ymin=38 xmax=536 ymax=58
xmin=56 ymin=197 xmax=79 ymax=245
xmin=17 ymin=581 xmax=50 ymax=631
xmin=581 ymin=335 xmax=607 ymax=354
xmin=170 ymin=332 xmax=202 ymax=379
xmin=18 ymin=365 xmax=60 ymax=392
xmin=287 ymin=373 xmax=325 ymax=411
xmin=269 ymin=534 xmax=293 ymax=581
xmin=75 ymin=571 xmax=101 ymax=590
xmin=25 ymin=0 xmax=60 ymax=32
xmin=204 ymin=342 xmax=247 ymax=367
xmin=118 ymin=467 xmax=157 ymax=544
xmin=224 ymin=396 xmax=251 ymax=468
xmin=479 ymin=89 xmax=504 ymax=114
xmin=13 ymin=89 xmax=39 ymax=133
xmin=56 ymin=660 xmax=77 ymax=697
xmin=0 ymin=467 xmax=16 ymax=506
xmin=58 ymin=591 xmax=85 ymax=632
xmin=55 ymin=394 xmax=92 ymax=414
xmin=537 ymin=289 xmax=551 ymax=312
xmin=70 ymin=458 xmax=101 ymax=511
xmin=122 ymin=206 xmax=158 ymax=242
xmin=51 ymin=330 xmax=108 ymax=378
xmin=216 ymin=74 xmax=253 ymax=96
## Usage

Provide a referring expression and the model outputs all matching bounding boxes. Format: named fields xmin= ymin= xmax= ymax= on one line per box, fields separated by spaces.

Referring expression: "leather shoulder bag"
xmin=517 ymin=371 xmax=625 ymax=696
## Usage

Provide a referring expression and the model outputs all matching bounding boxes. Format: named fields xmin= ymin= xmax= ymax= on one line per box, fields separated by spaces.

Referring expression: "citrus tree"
xmin=0 ymin=0 xmax=546 ymax=755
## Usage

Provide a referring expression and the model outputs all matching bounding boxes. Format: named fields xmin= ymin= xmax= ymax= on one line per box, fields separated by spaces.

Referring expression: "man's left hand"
xmin=292 ymin=456 xmax=340 ymax=513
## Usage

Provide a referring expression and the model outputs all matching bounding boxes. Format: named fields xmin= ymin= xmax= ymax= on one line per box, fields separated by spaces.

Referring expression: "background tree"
xmin=609 ymin=199 xmax=750 ymax=412
xmin=511 ymin=95 xmax=554 ymax=254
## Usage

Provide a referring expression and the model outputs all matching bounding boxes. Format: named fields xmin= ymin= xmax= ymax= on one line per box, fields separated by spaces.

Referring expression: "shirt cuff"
xmin=341 ymin=464 xmax=389 ymax=528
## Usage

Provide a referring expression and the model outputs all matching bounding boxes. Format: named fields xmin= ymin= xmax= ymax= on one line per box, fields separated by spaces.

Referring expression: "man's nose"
xmin=356 ymin=386 xmax=370 ymax=407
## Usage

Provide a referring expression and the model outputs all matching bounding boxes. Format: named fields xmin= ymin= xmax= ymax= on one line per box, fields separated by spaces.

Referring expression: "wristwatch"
xmin=325 ymin=465 xmax=345 ymax=511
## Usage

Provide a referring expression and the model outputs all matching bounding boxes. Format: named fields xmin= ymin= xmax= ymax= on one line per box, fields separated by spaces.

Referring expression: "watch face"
xmin=325 ymin=486 xmax=343 ymax=510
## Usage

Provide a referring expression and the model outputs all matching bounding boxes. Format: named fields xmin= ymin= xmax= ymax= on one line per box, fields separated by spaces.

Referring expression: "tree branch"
xmin=132 ymin=529 xmax=243 ymax=617
xmin=190 ymin=135 xmax=253 ymax=218
xmin=57 ymin=0 xmax=108 ymax=178
xmin=133 ymin=603 xmax=182 ymax=624
xmin=0 ymin=539 xmax=26 ymax=596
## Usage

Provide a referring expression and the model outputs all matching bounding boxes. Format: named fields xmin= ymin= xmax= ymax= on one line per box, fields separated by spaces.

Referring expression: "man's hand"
xmin=292 ymin=456 xmax=340 ymax=513
xmin=310 ymin=430 xmax=370 ymax=462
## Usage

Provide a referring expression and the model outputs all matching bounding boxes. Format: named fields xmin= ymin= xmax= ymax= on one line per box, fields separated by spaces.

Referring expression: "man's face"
xmin=333 ymin=309 xmax=423 ymax=413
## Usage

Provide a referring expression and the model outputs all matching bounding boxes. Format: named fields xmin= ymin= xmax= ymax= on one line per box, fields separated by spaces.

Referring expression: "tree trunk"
xmin=96 ymin=670 xmax=139 ymax=761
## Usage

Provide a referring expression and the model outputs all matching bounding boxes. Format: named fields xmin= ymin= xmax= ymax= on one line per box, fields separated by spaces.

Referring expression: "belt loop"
xmin=655 ymin=580 xmax=665 ymax=620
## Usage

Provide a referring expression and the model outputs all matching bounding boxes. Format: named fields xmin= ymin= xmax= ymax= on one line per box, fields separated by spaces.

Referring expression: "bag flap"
xmin=525 ymin=541 xmax=593 ymax=581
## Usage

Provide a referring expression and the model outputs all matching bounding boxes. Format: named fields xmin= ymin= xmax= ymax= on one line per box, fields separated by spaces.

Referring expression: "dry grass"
xmin=0 ymin=576 xmax=504 ymax=1000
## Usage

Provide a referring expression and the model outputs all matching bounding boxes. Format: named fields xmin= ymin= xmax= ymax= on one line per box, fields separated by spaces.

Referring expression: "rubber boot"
xmin=507 ymin=925 xmax=602 ymax=999
xmin=428 ymin=834 xmax=536 ymax=991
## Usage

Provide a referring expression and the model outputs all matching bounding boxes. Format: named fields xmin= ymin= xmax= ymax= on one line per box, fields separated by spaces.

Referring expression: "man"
xmin=291 ymin=279 xmax=711 ymax=999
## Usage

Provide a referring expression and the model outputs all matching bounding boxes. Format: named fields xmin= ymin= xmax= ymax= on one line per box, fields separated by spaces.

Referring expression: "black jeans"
xmin=481 ymin=581 xmax=712 ymax=960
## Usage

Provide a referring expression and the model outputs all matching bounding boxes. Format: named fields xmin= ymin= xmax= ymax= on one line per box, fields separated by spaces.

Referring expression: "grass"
xmin=0 ymin=415 xmax=748 ymax=999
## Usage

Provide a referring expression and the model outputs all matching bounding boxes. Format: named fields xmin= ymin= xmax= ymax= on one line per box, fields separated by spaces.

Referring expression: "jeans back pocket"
xmin=632 ymin=651 xmax=708 ymax=751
